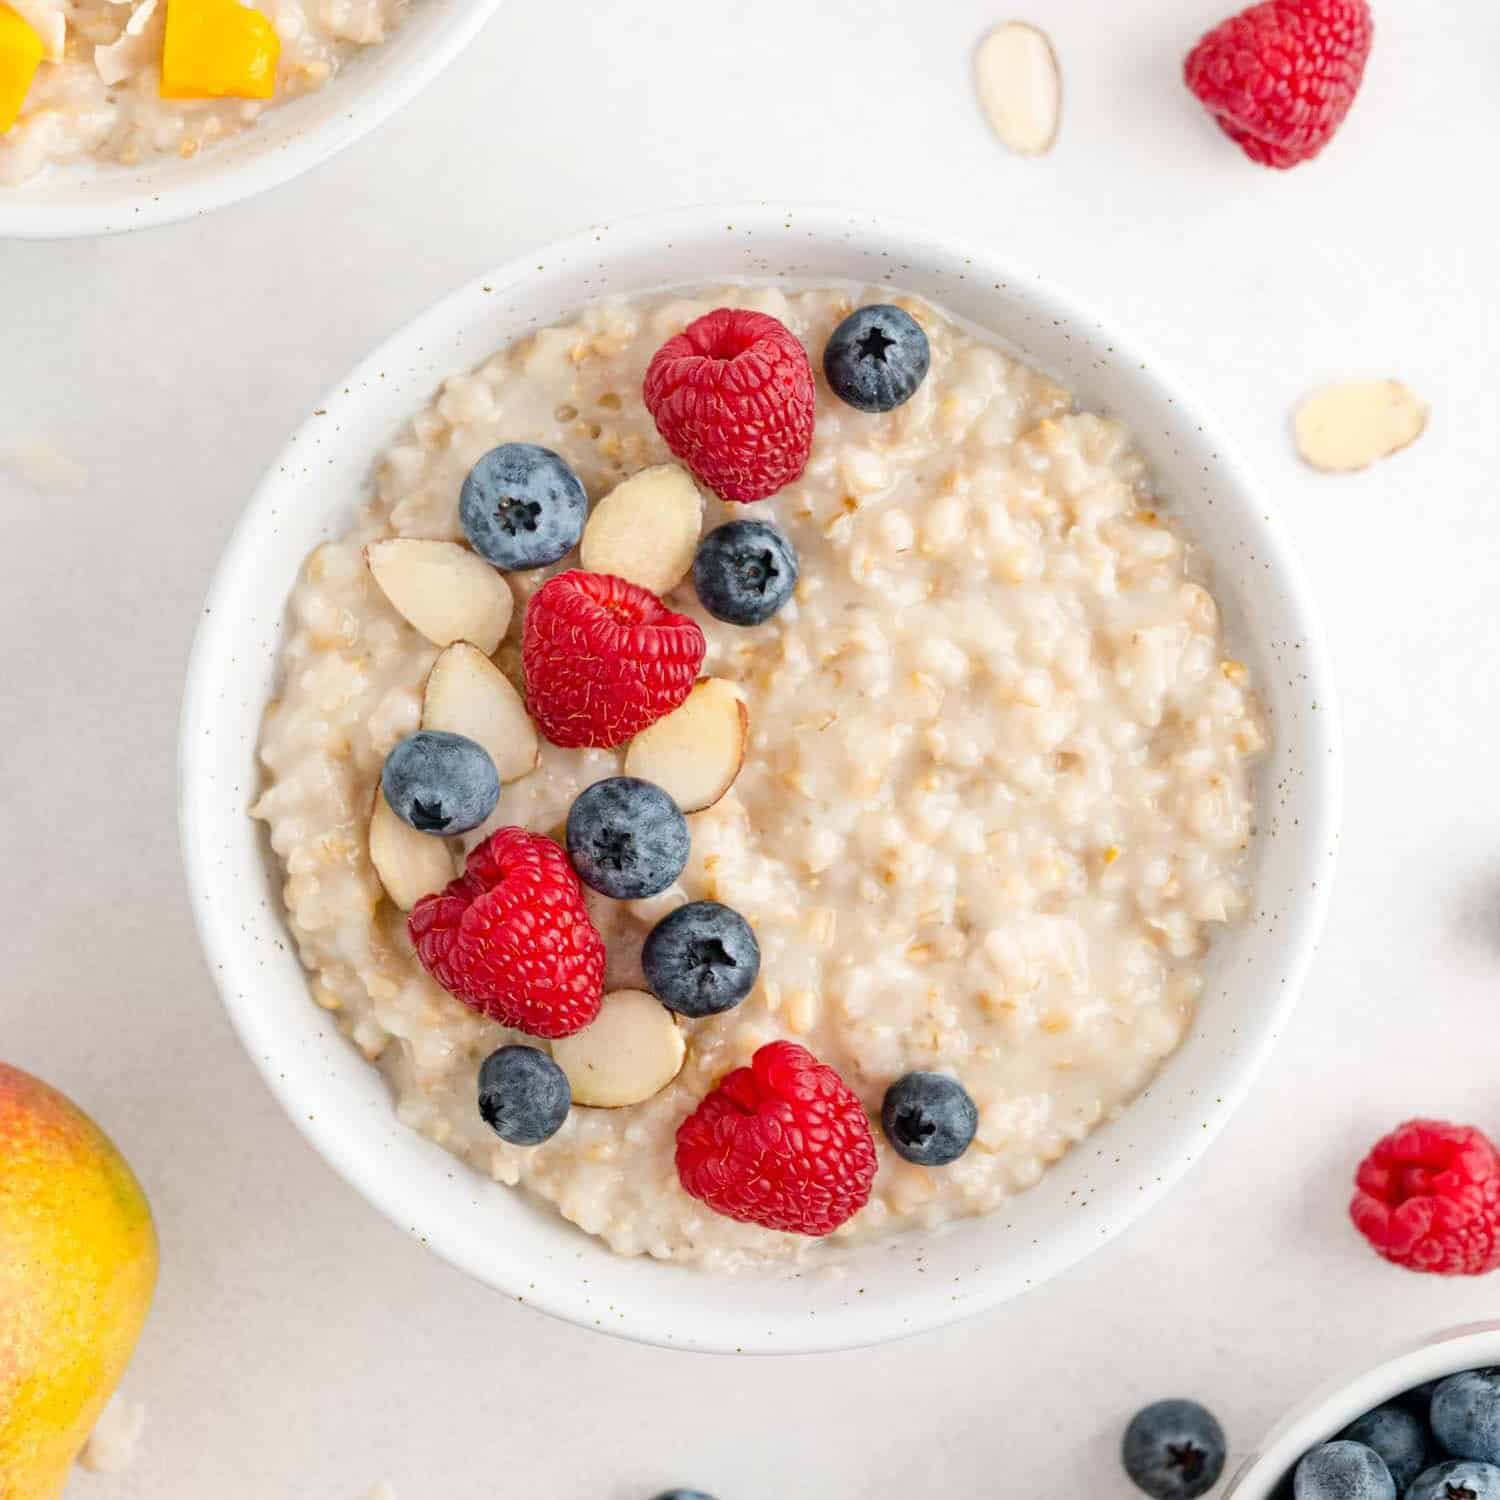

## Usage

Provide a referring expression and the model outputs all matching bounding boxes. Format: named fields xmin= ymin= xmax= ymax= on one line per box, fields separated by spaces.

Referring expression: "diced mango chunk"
xmin=159 ymin=0 xmax=279 ymax=101
xmin=0 ymin=5 xmax=43 ymax=134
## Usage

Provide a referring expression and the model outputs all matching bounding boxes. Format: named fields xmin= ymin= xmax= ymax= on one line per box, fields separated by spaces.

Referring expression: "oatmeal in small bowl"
xmin=0 ymin=0 xmax=502 ymax=235
xmin=181 ymin=207 xmax=1339 ymax=1351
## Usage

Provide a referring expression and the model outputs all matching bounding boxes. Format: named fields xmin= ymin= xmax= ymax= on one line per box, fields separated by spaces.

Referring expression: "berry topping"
xmin=1433 ymin=1371 xmax=1500 ymax=1467
xmin=823 ymin=304 xmax=931 ymax=414
xmin=1349 ymin=1120 xmax=1500 ymax=1276
xmin=1407 ymin=1460 xmax=1500 ymax=1500
xmin=652 ymin=1493 xmax=716 ymax=1500
xmin=1293 ymin=1442 xmax=1394 ymax=1500
xmin=675 ymin=1040 xmax=877 ymax=1236
xmin=380 ymin=729 xmax=499 ymax=836
xmin=459 ymin=443 xmax=588 ymax=571
xmin=880 ymin=1073 xmax=978 ymax=1167
xmin=1122 ymin=1400 xmax=1227 ymax=1500
xmin=408 ymin=827 xmax=605 ymax=1038
xmin=1184 ymin=0 xmax=1373 ymax=170
xmin=643 ymin=307 xmax=815 ymax=504
xmin=692 ymin=519 xmax=799 ymax=627
xmin=477 ymin=1045 xmax=571 ymax=1146
xmin=522 ymin=570 xmax=705 ymax=749
xmin=565 ymin=776 xmax=690 ymax=901
xmin=642 ymin=900 xmax=760 ymax=1019
xmin=1337 ymin=1406 xmax=1430 ymax=1493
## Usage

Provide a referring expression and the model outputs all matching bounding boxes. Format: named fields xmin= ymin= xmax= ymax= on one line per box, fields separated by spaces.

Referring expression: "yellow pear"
xmin=0 ymin=1063 xmax=158 ymax=1500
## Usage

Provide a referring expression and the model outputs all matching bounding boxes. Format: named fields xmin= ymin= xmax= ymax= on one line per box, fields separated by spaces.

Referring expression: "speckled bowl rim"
xmin=0 ymin=0 xmax=504 ymax=240
xmin=179 ymin=202 xmax=1342 ymax=1354
xmin=1226 ymin=1322 xmax=1500 ymax=1497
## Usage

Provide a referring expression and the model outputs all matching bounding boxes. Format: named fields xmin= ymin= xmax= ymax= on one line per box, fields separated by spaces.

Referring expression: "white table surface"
xmin=4 ymin=0 xmax=1498 ymax=1493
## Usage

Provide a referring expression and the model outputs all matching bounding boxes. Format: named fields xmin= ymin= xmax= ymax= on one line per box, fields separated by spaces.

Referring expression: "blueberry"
xmin=1434 ymin=1371 xmax=1500 ymax=1464
xmin=1293 ymin=1441 xmax=1395 ymax=1500
xmin=692 ymin=520 xmax=799 ymax=627
xmin=1407 ymin=1458 xmax=1500 ymax=1500
xmin=477 ymin=1045 xmax=570 ymax=1146
xmin=566 ymin=777 xmax=689 ymax=900
xmin=1122 ymin=1400 xmax=1227 ymax=1500
xmin=1336 ymin=1405 xmax=1430 ymax=1492
xmin=880 ymin=1072 xmax=978 ymax=1166
xmin=459 ymin=443 xmax=587 ymax=570
xmin=641 ymin=900 xmax=759 ymax=1018
xmin=650 ymin=1492 xmax=716 ymax=1500
xmin=823 ymin=304 xmax=931 ymax=413
xmin=381 ymin=730 xmax=499 ymax=835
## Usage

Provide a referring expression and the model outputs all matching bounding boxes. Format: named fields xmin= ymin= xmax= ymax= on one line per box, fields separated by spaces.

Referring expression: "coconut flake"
xmin=6 ymin=0 xmax=65 ymax=60
xmin=79 ymin=1393 xmax=146 ymax=1474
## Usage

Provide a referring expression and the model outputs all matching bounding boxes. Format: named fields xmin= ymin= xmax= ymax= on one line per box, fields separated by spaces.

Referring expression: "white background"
xmin=4 ymin=0 xmax=1499 ymax=1494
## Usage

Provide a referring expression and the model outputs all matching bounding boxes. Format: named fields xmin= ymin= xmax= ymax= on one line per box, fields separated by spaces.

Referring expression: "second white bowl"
xmin=179 ymin=203 xmax=1341 ymax=1352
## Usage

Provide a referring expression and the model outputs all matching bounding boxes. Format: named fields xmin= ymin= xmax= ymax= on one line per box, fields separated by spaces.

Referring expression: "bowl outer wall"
xmin=179 ymin=203 xmax=1341 ymax=1353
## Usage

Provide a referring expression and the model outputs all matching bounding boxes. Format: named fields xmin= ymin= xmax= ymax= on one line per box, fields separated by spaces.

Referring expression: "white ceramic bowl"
xmin=1227 ymin=1322 xmax=1500 ymax=1497
xmin=179 ymin=203 xmax=1341 ymax=1353
xmin=0 ymin=0 xmax=502 ymax=239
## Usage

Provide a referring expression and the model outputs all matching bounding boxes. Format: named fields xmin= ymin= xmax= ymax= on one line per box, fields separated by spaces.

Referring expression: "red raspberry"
xmin=675 ymin=1041 xmax=877 ymax=1237
xmin=643 ymin=308 xmax=815 ymax=503
xmin=522 ymin=570 xmax=704 ymax=749
xmin=1184 ymin=0 xmax=1373 ymax=169
xmin=408 ymin=827 xmax=605 ymax=1038
xmin=1349 ymin=1119 xmax=1500 ymax=1276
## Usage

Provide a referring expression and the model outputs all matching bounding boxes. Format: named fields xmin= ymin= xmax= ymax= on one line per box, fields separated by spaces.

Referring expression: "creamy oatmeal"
xmin=252 ymin=283 xmax=1265 ymax=1270
xmin=0 ymin=0 xmax=407 ymax=184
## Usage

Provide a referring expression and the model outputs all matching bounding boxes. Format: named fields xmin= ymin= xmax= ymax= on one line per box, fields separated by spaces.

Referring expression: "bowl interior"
xmin=0 ymin=0 xmax=500 ymax=238
xmin=1226 ymin=1322 xmax=1500 ymax=1498
xmin=179 ymin=205 xmax=1340 ymax=1353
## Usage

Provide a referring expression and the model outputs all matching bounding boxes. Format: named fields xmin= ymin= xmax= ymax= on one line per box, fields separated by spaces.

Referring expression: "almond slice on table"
xmin=368 ymin=788 xmax=457 ymax=910
xmin=1293 ymin=381 xmax=1429 ymax=473
xmin=579 ymin=463 xmax=703 ymax=595
xmin=422 ymin=642 xmax=539 ymax=784
xmin=551 ymin=989 xmax=685 ymax=1108
xmin=623 ymin=677 xmax=748 ymax=814
xmin=365 ymin=539 xmax=514 ymax=654
xmin=974 ymin=21 xmax=1061 ymax=157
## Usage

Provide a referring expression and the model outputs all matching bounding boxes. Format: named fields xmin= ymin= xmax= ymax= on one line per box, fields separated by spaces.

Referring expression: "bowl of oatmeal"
xmin=0 ymin=0 xmax=502 ymax=237
xmin=180 ymin=203 xmax=1340 ymax=1352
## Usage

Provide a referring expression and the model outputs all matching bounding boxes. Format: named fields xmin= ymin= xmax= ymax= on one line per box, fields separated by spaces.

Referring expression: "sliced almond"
xmin=623 ymin=677 xmax=748 ymax=813
xmin=365 ymin=539 xmax=514 ymax=654
xmin=1293 ymin=381 xmax=1429 ymax=473
xmin=551 ymin=989 xmax=685 ymax=1108
xmin=368 ymin=788 xmax=457 ymax=910
xmin=579 ymin=463 xmax=703 ymax=595
xmin=422 ymin=641 xmax=539 ymax=784
xmin=974 ymin=21 xmax=1061 ymax=157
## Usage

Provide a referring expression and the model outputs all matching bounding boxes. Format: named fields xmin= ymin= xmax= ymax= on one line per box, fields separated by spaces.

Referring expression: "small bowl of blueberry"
xmin=1135 ymin=1322 xmax=1500 ymax=1499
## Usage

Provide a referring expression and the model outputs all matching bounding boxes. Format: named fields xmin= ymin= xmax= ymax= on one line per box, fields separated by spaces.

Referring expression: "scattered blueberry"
xmin=1122 ymin=1399 xmax=1227 ymax=1500
xmin=381 ymin=729 xmax=499 ymax=835
xmin=1338 ymin=1405 xmax=1430 ymax=1492
xmin=566 ymin=777 xmax=690 ymax=900
xmin=1434 ymin=1371 xmax=1500 ymax=1465
xmin=692 ymin=519 xmax=799 ymax=627
xmin=459 ymin=442 xmax=587 ymax=570
xmin=823 ymin=304 xmax=931 ymax=413
xmin=1407 ymin=1458 xmax=1500 ymax=1500
xmin=477 ymin=1045 xmax=570 ymax=1146
xmin=642 ymin=900 xmax=760 ymax=1018
xmin=650 ymin=1492 xmax=716 ymax=1500
xmin=1293 ymin=1441 xmax=1395 ymax=1500
xmin=880 ymin=1072 xmax=978 ymax=1166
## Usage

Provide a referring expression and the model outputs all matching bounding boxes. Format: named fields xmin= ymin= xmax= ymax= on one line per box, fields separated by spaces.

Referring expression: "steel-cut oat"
xmin=252 ymin=284 xmax=1265 ymax=1269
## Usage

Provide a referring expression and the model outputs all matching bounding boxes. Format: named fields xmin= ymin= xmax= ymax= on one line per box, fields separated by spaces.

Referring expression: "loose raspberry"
xmin=675 ymin=1041 xmax=877 ymax=1236
xmin=643 ymin=308 xmax=815 ymax=503
xmin=408 ymin=827 xmax=605 ymax=1039
xmin=522 ymin=570 xmax=704 ymax=749
xmin=1349 ymin=1119 xmax=1500 ymax=1276
xmin=1184 ymin=0 xmax=1373 ymax=170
